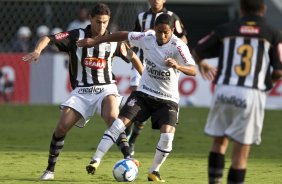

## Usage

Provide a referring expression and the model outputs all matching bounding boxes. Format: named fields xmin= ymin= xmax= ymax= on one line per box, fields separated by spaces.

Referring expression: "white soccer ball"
xmin=113 ymin=159 xmax=138 ymax=182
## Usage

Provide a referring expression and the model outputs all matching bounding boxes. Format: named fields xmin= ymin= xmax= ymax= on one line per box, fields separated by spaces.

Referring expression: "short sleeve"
xmin=128 ymin=32 xmax=146 ymax=49
xmin=176 ymin=41 xmax=195 ymax=66
xmin=48 ymin=29 xmax=78 ymax=52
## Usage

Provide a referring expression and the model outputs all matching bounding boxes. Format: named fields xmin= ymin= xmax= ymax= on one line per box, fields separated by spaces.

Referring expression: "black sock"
xmin=208 ymin=152 xmax=225 ymax=184
xmin=227 ymin=167 xmax=246 ymax=184
xmin=116 ymin=132 xmax=131 ymax=158
xmin=46 ymin=133 xmax=65 ymax=172
xmin=128 ymin=121 xmax=146 ymax=145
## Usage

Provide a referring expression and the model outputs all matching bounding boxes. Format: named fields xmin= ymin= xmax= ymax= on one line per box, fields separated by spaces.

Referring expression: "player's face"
xmin=90 ymin=15 xmax=110 ymax=36
xmin=148 ymin=0 xmax=166 ymax=12
xmin=155 ymin=23 xmax=174 ymax=45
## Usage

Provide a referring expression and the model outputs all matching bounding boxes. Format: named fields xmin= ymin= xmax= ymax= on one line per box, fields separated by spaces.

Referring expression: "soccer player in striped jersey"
xmin=22 ymin=3 xmax=143 ymax=180
xmin=77 ymin=13 xmax=196 ymax=182
xmin=127 ymin=0 xmax=188 ymax=156
xmin=192 ymin=0 xmax=282 ymax=183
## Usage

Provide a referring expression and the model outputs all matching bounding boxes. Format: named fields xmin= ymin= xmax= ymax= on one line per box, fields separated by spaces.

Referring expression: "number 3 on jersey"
xmin=235 ymin=44 xmax=253 ymax=77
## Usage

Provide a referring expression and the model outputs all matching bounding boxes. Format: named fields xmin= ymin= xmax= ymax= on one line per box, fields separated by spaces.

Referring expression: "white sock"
xmin=92 ymin=118 xmax=126 ymax=163
xmin=149 ymin=133 xmax=174 ymax=173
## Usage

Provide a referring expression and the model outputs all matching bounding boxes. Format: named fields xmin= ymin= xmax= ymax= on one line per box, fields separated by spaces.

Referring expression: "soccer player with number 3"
xmin=192 ymin=0 xmax=282 ymax=183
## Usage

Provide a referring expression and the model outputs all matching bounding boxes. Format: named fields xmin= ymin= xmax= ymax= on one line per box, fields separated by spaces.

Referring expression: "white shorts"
xmin=60 ymin=84 xmax=122 ymax=128
xmin=130 ymin=66 xmax=142 ymax=87
xmin=205 ymin=85 xmax=266 ymax=145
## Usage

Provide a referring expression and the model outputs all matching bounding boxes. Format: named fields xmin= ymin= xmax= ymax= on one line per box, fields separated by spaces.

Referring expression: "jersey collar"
xmin=148 ymin=7 xmax=168 ymax=14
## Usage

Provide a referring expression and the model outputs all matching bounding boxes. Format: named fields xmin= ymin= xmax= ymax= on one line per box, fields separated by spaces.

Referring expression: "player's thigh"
xmin=151 ymin=101 xmax=179 ymax=130
xmin=101 ymin=94 xmax=119 ymax=126
xmin=55 ymin=107 xmax=82 ymax=135
xmin=59 ymin=90 xmax=94 ymax=128
xmin=119 ymin=91 xmax=151 ymax=124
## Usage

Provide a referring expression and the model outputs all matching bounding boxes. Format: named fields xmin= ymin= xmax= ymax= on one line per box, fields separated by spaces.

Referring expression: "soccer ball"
xmin=113 ymin=159 xmax=138 ymax=182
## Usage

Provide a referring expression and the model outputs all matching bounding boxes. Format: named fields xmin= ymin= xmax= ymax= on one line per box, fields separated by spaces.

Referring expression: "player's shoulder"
xmin=52 ymin=29 xmax=77 ymax=41
xmin=141 ymin=30 xmax=155 ymax=42
xmin=170 ymin=34 xmax=185 ymax=46
xmin=145 ymin=30 xmax=155 ymax=36
xmin=137 ymin=11 xmax=146 ymax=19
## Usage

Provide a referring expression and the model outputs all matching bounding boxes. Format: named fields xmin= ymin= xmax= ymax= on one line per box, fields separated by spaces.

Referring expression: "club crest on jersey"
xmin=240 ymin=26 xmax=260 ymax=34
xmin=165 ymin=50 xmax=173 ymax=59
xmin=83 ymin=57 xmax=106 ymax=69
xmin=55 ymin=32 xmax=69 ymax=40
xmin=127 ymin=98 xmax=137 ymax=107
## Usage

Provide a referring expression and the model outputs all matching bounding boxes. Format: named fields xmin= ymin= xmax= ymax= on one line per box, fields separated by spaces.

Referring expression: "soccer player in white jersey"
xmin=22 ymin=3 xmax=142 ymax=180
xmin=192 ymin=0 xmax=282 ymax=183
xmin=127 ymin=0 xmax=188 ymax=156
xmin=77 ymin=13 xmax=197 ymax=182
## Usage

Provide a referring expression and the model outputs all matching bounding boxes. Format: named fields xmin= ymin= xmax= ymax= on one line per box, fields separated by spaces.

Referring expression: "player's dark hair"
xmin=240 ymin=0 xmax=265 ymax=15
xmin=90 ymin=3 xmax=111 ymax=17
xmin=154 ymin=13 xmax=174 ymax=29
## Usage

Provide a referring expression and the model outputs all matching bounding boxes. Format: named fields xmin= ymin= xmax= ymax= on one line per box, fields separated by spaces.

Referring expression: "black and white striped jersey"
xmin=133 ymin=8 xmax=187 ymax=62
xmin=49 ymin=25 xmax=131 ymax=89
xmin=195 ymin=15 xmax=282 ymax=91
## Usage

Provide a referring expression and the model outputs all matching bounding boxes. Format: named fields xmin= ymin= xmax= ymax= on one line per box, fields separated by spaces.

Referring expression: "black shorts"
xmin=120 ymin=91 xmax=179 ymax=129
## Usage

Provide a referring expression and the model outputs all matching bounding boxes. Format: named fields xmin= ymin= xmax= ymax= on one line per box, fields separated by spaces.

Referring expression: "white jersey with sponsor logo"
xmin=128 ymin=30 xmax=195 ymax=103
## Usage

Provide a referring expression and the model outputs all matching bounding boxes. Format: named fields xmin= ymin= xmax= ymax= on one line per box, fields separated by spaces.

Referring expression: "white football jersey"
xmin=128 ymin=30 xmax=195 ymax=103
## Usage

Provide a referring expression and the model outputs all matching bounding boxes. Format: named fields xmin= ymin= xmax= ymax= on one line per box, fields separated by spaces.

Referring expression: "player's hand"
xmin=198 ymin=61 xmax=217 ymax=81
xmin=22 ymin=51 xmax=40 ymax=64
xmin=76 ymin=38 xmax=96 ymax=48
xmin=165 ymin=58 xmax=179 ymax=69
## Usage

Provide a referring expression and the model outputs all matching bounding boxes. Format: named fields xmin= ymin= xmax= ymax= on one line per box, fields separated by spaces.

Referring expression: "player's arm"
xmin=118 ymin=42 xmax=144 ymax=75
xmin=131 ymin=52 xmax=144 ymax=75
xmin=192 ymin=51 xmax=217 ymax=81
xmin=172 ymin=13 xmax=188 ymax=44
xmin=180 ymin=35 xmax=188 ymax=45
xmin=192 ymin=30 xmax=221 ymax=81
xmin=271 ymin=38 xmax=282 ymax=83
xmin=168 ymin=43 xmax=197 ymax=76
xmin=271 ymin=70 xmax=282 ymax=83
xmin=22 ymin=36 xmax=50 ymax=63
xmin=76 ymin=31 xmax=129 ymax=48
xmin=165 ymin=58 xmax=197 ymax=76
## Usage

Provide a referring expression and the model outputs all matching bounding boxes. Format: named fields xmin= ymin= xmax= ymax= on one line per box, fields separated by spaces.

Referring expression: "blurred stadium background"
xmin=0 ymin=0 xmax=281 ymax=108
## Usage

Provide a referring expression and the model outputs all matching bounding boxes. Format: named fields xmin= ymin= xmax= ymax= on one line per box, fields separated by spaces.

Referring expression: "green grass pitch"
xmin=0 ymin=105 xmax=281 ymax=184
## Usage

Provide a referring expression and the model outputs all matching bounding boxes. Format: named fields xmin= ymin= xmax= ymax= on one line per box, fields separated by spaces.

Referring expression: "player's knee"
xmin=157 ymin=133 xmax=174 ymax=152
xmin=55 ymin=123 xmax=69 ymax=137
